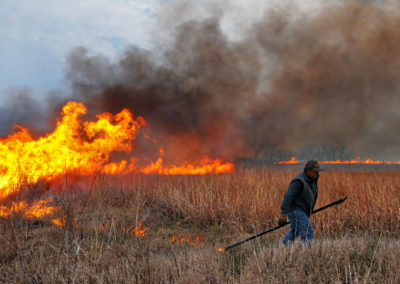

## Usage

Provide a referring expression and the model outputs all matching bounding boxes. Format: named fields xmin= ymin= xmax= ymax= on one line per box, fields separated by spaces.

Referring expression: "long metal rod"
xmin=221 ymin=196 xmax=347 ymax=251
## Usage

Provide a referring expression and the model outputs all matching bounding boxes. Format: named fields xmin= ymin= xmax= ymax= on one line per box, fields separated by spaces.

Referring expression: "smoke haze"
xmin=4 ymin=0 xmax=400 ymax=161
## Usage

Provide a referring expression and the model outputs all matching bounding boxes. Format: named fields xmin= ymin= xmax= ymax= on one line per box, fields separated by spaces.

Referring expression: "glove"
xmin=278 ymin=213 xmax=288 ymax=226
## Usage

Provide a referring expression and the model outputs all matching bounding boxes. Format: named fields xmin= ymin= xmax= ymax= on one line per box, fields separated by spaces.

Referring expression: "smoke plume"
xmin=6 ymin=0 xmax=400 ymax=161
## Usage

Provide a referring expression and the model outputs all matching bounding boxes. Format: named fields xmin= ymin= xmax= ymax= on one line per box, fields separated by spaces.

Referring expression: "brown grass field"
xmin=0 ymin=169 xmax=399 ymax=283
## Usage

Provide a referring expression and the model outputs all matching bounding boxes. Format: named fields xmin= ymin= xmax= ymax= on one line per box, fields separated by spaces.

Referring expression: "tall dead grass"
xmin=82 ymin=169 xmax=399 ymax=235
xmin=0 ymin=169 xmax=399 ymax=283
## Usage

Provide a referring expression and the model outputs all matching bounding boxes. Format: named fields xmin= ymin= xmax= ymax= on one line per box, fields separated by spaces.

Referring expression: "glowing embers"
xmin=171 ymin=232 xmax=204 ymax=247
xmin=52 ymin=217 xmax=150 ymax=238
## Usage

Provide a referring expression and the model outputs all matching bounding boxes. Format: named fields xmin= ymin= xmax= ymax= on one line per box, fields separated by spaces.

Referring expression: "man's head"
xmin=304 ymin=160 xmax=322 ymax=180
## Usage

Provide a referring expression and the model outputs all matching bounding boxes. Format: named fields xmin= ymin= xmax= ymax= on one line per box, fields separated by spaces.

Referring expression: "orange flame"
xmin=171 ymin=233 xmax=204 ymax=246
xmin=104 ymin=147 xmax=235 ymax=175
xmin=103 ymin=155 xmax=235 ymax=175
xmin=123 ymin=222 xmax=149 ymax=238
xmin=319 ymin=157 xmax=400 ymax=164
xmin=23 ymin=200 xmax=59 ymax=218
xmin=140 ymin=157 xmax=234 ymax=175
xmin=275 ymin=157 xmax=400 ymax=165
xmin=0 ymin=101 xmax=145 ymax=200
xmin=0 ymin=201 xmax=25 ymax=218
xmin=0 ymin=200 xmax=60 ymax=219
xmin=1 ymin=101 xmax=235 ymax=200
xmin=52 ymin=216 xmax=67 ymax=226
xmin=217 ymin=248 xmax=225 ymax=252
xmin=52 ymin=217 xmax=149 ymax=238
xmin=274 ymin=157 xmax=300 ymax=165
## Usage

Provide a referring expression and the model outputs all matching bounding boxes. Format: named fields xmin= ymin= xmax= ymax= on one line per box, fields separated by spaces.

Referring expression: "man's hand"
xmin=278 ymin=213 xmax=288 ymax=226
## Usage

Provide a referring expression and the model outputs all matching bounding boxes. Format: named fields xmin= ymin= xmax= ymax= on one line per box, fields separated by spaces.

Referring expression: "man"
xmin=278 ymin=160 xmax=322 ymax=244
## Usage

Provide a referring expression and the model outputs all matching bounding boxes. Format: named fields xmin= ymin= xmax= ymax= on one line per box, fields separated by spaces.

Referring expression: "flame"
xmin=217 ymin=248 xmax=225 ymax=252
xmin=171 ymin=233 xmax=204 ymax=246
xmin=23 ymin=200 xmax=59 ymax=218
xmin=52 ymin=217 xmax=149 ymax=238
xmin=0 ymin=200 xmax=60 ymax=219
xmin=123 ymin=222 xmax=149 ymax=237
xmin=1 ymin=101 xmax=235 ymax=200
xmin=52 ymin=216 xmax=67 ymax=226
xmin=104 ymin=155 xmax=235 ymax=175
xmin=275 ymin=157 xmax=400 ymax=165
xmin=319 ymin=157 xmax=400 ymax=164
xmin=140 ymin=157 xmax=234 ymax=175
xmin=139 ymin=147 xmax=235 ymax=175
xmin=0 ymin=201 xmax=25 ymax=218
xmin=0 ymin=199 xmax=149 ymax=238
xmin=0 ymin=101 xmax=145 ymax=200
xmin=104 ymin=147 xmax=235 ymax=175
xmin=274 ymin=157 xmax=300 ymax=165
xmin=103 ymin=157 xmax=139 ymax=175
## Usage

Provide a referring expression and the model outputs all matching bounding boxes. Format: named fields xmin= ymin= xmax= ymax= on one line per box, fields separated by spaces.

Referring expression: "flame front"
xmin=319 ymin=157 xmax=400 ymax=164
xmin=0 ymin=200 xmax=60 ymax=219
xmin=274 ymin=157 xmax=300 ymax=165
xmin=0 ymin=101 xmax=235 ymax=200
xmin=0 ymin=101 xmax=145 ymax=200
xmin=275 ymin=157 xmax=400 ymax=165
xmin=103 ymin=149 xmax=235 ymax=175
xmin=140 ymin=157 xmax=234 ymax=175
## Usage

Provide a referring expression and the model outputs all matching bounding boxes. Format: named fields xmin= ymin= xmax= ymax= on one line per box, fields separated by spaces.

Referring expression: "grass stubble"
xmin=0 ymin=169 xmax=399 ymax=283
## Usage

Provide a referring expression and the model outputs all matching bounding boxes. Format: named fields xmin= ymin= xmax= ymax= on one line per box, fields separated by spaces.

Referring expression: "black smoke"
xmin=5 ymin=0 xmax=400 ymax=161
xmin=0 ymin=88 xmax=48 ymax=136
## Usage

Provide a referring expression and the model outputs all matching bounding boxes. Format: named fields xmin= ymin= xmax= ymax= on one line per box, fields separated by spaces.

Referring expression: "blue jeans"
xmin=283 ymin=210 xmax=314 ymax=245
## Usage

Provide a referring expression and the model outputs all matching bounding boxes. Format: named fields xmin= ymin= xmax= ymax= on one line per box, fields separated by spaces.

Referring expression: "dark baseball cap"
xmin=304 ymin=160 xmax=323 ymax=172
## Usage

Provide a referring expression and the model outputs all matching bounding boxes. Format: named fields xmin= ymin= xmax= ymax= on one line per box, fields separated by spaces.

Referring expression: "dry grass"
xmin=0 ymin=169 xmax=399 ymax=283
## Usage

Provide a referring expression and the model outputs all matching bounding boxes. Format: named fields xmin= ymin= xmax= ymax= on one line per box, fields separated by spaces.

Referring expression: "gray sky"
xmin=0 ymin=0 xmax=325 ymax=97
xmin=0 ymin=0 xmax=162 ymax=95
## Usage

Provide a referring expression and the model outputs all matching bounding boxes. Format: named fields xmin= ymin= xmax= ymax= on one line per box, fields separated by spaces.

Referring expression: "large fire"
xmin=0 ymin=101 xmax=143 ymax=200
xmin=0 ymin=101 xmax=234 ymax=200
